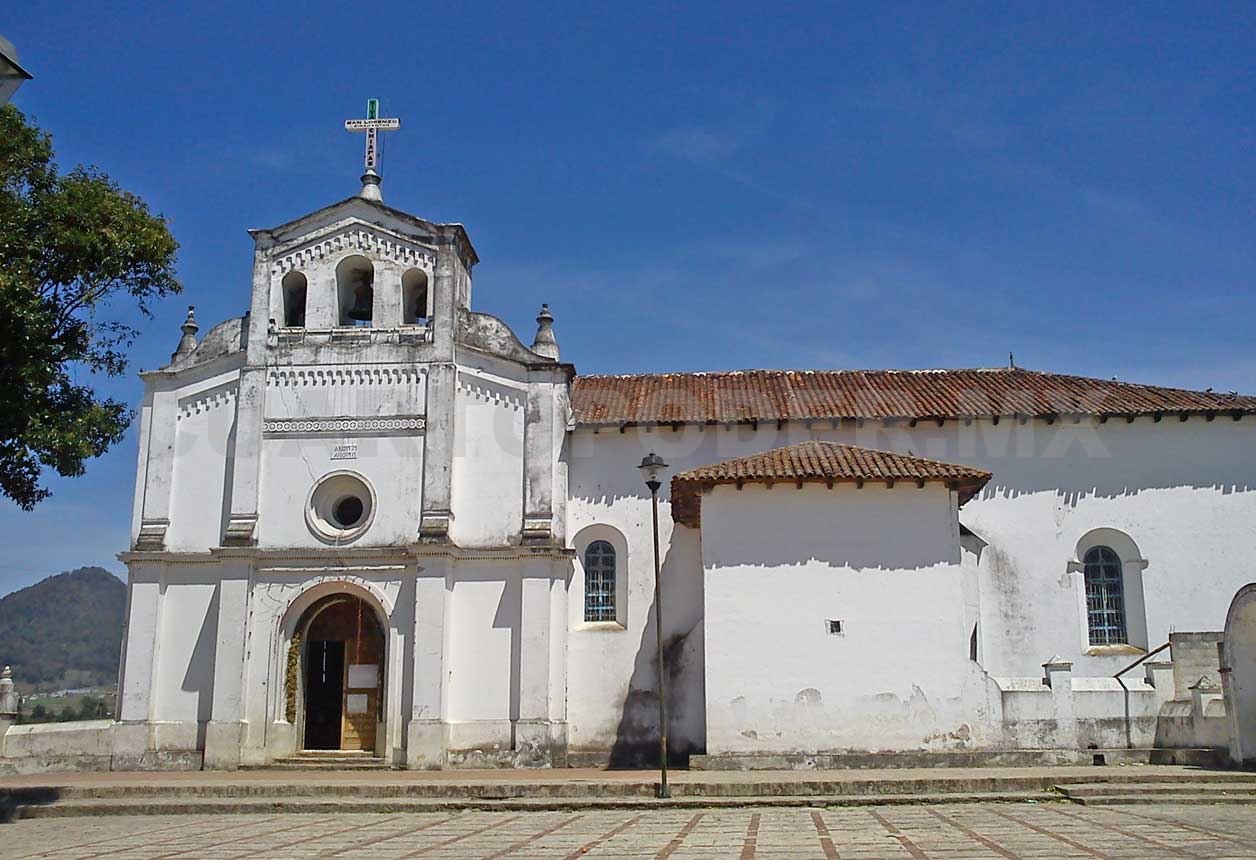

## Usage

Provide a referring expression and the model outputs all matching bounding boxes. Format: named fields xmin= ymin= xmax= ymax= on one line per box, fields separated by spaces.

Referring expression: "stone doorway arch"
xmin=292 ymin=592 xmax=387 ymax=755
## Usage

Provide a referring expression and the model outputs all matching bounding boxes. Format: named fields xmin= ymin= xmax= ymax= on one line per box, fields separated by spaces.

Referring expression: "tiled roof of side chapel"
xmin=570 ymin=367 xmax=1256 ymax=426
xmin=670 ymin=440 xmax=993 ymax=528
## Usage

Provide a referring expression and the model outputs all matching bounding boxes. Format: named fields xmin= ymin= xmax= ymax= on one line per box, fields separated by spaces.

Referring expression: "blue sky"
xmin=1 ymin=2 xmax=1254 ymax=593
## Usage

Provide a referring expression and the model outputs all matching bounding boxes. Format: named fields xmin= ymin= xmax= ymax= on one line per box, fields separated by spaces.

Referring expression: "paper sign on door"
xmin=347 ymin=664 xmax=377 ymax=689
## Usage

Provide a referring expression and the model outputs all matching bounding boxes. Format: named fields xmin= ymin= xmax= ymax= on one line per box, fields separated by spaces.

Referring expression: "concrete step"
xmin=10 ymin=791 xmax=1059 ymax=819
xmin=253 ymin=754 xmax=394 ymax=771
xmin=1061 ymin=782 xmax=1256 ymax=798
xmin=1071 ymin=793 xmax=1256 ymax=806
xmin=255 ymin=762 xmax=396 ymax=771
xmin=4 ymin=769 xmax=1255 ymax=806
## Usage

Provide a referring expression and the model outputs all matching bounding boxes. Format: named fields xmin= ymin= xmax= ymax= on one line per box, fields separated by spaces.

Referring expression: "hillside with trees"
xmin=0 ymin=567 xmax=126 ymax=691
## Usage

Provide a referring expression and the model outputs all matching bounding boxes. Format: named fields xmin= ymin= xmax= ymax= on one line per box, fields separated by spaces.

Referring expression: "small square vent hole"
xmin=826 ymin=619 xmax=844 ymax=636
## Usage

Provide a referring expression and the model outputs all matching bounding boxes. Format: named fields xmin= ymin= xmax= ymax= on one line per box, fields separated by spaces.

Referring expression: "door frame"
xmin=287 ymin=588 xmax=390 ymax=757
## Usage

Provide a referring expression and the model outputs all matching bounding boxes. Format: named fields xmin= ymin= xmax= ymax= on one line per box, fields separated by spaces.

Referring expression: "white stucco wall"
xmin=167 ymin=374 xmax=239 ymax=551
xmin=450 ymin=370 xmax=526 ymax=547
xmin=565 ymin=440 xmax=706 ymax=762
xmin=257 ymin=434 xmax=425 ymax=549
xmin=701 ymin=482 xmax=999 ymax=753
xmin=447 ymin=574 xmax=515 ymax=726
xmin=151 ymin=578 xmax=219 ymax=723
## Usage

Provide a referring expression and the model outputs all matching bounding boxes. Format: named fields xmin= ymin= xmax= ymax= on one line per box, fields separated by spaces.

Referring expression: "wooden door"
xmin=340 ymin=623 xmax=381 ymax=752
xmin=304 ymin=597 xmax=383 ymax=753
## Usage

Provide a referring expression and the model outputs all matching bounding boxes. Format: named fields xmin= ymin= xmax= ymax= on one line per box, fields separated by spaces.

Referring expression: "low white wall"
xmin=0 ymin=721 xmax=203 ymax=775
xmin=2 ymin=720 xmax=114 ymax=759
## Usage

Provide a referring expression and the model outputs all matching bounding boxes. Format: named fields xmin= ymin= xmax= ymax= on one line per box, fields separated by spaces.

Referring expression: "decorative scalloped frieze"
xmin=177 ymin=386 xmax=238 ymax=420
xmin=263 ymin=416 xmax=426 ymax=436
xmin=272 ymin=227 xmax=436 ymax=274
xmin=266 ymin=366 xmax=425 ymax=388
xmin=457 ymin=377 xmax=524 ymax=411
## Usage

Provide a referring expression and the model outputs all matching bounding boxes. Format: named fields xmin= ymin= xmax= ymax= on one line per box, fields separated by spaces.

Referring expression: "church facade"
xmin=117 ymin=175 xmax=1256 ymax=770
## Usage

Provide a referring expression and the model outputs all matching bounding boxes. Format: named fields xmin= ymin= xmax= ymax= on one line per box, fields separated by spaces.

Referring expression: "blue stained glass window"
xmin=1084 ymin=546 xmax=1127 ymax=645
xmin=584 ymin=540 xmax=616 ymax=622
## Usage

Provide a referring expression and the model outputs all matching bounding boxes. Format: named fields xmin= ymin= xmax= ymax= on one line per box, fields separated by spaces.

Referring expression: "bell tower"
xmin=217 ymin=99 xmax=480 ymax=549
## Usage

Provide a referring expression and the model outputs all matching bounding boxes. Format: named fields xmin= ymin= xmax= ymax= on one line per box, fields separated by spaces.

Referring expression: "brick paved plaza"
xmin=2 ymin=803 xmax=1255 ymax=859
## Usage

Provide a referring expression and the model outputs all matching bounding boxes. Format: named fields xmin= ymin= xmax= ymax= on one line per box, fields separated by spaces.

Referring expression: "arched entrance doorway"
xmin=297 ymin=594 xmax=385 ymax=753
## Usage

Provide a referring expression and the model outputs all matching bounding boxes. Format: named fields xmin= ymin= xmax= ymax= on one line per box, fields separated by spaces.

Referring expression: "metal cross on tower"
xmin=344 ymin=98 xmax=400 ymax=201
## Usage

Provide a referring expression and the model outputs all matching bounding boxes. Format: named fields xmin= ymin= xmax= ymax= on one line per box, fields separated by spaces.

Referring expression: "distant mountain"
xmin=0 ymin=567 xmax=126 ymax=691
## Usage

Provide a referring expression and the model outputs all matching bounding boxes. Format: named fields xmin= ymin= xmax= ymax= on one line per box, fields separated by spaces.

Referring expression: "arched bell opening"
xmin=335 ymin=254 xmax=375 ymax=326
xmin=295 ymin=593 xmax=386 ymax=753
xmin=401 ymin=267 xmax=429 ymax=325
xmin=281 ymin=270 xmax=307 ymax=327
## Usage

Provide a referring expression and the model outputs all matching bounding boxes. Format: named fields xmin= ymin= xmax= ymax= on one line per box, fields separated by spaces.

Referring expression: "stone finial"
xmin=359 ymin=168 xmax=383 ymax=202
xmin=531 ymin=304 xmax=560 ymax=360
xmin=0 ymin=666 xmax=17 ymax=717
xmin=171 ymin=305 xmax=199 ymax=361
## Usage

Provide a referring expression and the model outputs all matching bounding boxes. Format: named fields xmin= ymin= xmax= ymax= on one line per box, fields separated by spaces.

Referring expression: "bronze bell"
xmin=346 ymin=276 xmax=374 ymax=322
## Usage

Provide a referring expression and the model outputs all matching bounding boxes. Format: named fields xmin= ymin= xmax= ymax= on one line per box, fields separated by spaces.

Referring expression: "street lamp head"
xmin=638 ymin=452 xmax=668 ymax=490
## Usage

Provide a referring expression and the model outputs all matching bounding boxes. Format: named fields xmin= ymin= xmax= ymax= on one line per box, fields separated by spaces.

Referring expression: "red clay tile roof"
xmin=571 ymin=367 xmax=1256 ymax=426
xmin=670 ymin=441 xmax=992 ymax=527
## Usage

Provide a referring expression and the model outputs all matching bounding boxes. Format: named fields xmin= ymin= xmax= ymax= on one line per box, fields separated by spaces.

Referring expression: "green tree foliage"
xmin=0 ymin=104 xmax=179 ymax=509
xmin=0 ymin=567 xmax=126 ymax=689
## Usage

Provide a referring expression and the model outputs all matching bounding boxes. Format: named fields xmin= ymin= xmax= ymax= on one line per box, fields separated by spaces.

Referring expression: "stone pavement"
xmin=2 ymin=803 xmax=1255 ymax=859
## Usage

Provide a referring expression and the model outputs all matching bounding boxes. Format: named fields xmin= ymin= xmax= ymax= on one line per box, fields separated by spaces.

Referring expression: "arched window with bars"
xmin=1083 ymin=546 xmax=1127 ymax=645
xmin=583 ymin=540 xmax=617 ymax=623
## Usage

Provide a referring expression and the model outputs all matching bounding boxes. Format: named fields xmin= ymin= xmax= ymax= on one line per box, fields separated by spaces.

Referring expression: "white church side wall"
xmin=566 ymin=414 xmax=1256 ymax=758
xmin=565 ymin=438 xmax=707 ymax=764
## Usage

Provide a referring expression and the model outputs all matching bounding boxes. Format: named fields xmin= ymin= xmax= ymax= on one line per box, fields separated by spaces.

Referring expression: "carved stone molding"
xmin=134 ymin=519 xmax=170 ymax=551
xmin=521 ymin=515 xmax=554 ymax=545
xmin=263 ymin=416 xmax=426 ymax=436
xmin=418 ymin=512 xmax=452 ymax=543
xmin=222 ymin=514 xmax=259 ymax=547
xmin=269 ymin=327 xmax=432 ymax=348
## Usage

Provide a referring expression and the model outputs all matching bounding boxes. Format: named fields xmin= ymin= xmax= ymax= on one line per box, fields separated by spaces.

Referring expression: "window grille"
xmin=1084 ymin=546 xmax=1126 ymax=645
xmin=584 ymin=540 xmax=617 ymax=622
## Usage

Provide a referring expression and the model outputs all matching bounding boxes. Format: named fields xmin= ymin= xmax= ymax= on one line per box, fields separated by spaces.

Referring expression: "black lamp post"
xmin=638 ymin=451 xmax=670 ymax=798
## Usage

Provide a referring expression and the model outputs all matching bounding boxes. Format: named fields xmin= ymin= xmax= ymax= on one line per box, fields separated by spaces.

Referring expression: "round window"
xmin=333 ymin=495 xmax=365 ymax=528
xmin=306 ymin=472 xmax=375 ymax=543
